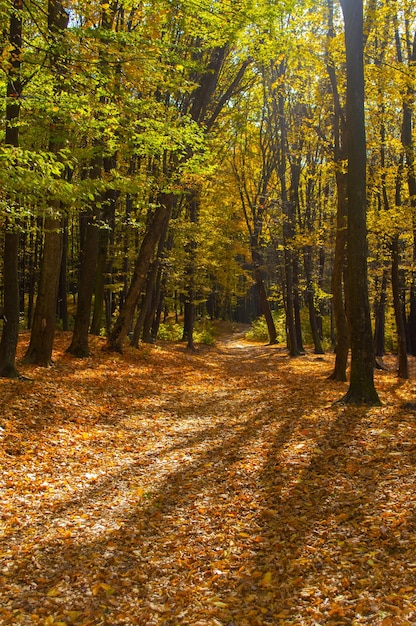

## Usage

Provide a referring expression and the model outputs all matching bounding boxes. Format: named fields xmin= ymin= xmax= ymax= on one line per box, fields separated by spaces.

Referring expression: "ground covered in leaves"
xmin=1 ymin=327 xmax=416 ymax=625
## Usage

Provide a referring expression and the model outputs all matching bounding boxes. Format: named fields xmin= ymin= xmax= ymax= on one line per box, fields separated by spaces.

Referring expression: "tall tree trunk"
xmin=0 ymin=0 xmax=23 ymax=378
xmin=304 ymin=246 xmax=324 ymax=354
xmin=66 ymin=206 xmax=101 ymax=356
xmin=391 ymin=236 xmax=409 ymax=379
xmin=277 ymin=86 xmax=299 ymax=356
xmin=373 ymin=268 xmax=388 ymax=357
xmin=326 ymin=0 xmax=349 ymax=381
xmin=0 ymin=231 xmax=20 ymax=378
xmin=182 ymin=190 xmax=199 ymax=351
xmin=132 ymin=205 xmax=170 ymax=346
xmin=58 ymin=218 xmax=69 ymax=331
xmin=23 ymin=0 xmax=68 ymax=366
xmin=328 ymin=171 xmax=350 ymax=380
xmin=24 ymin=216 xmax=63 ymax=365
xmin=106 ymin=194 xmax=172 ymax=353
xmin=400 ymin=28 xmax=416 ymax=354
xmin=293 ymin=257 xmax=305 ymax=353
xmin=339 ymin=0 xmax=379 ymax=404
xmin=90 ymin=161 xmax=119 ymax=336
xmin=251 ymin=243 xmax=277 ymax=344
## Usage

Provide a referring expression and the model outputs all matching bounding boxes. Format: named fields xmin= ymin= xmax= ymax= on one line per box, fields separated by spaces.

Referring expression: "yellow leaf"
xmin=46 ymin=587 xmax=61 ymax=597
xmin=65 ymin=612 xmax=82 ymax=623
xmin=262 ymin=571 xmax=272 ymax=586
xmin=100 ymin=583 xmax=115 ymax=595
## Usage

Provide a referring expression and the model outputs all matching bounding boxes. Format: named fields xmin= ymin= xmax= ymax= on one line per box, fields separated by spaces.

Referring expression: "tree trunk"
xmin=182 ymin=190 xmax=199 ymax=351
xmin=23 ymin=0 xmax=69 ymax=363
xmin=58 ymin=219 xmax=69 ymax=331
xmin=23 ymin=216 xmax=63 ymax=365
xmin=0 ymin=0 xmax=23 ymax=378
xmin=373 ymin=268 xmax=388 ymax=357
xmin=66 ymin=209 xmax=100 ymax=357
xmin=251 ymin=239 xmax=277 ymax=345
xmin=304 ymin=246 xmax=324 ymax=354
xmin=328 ymin=171 xmax=349 ymax=380
xmin=339 ymin=0 xmax=380 ymax=404
xmin=391 ymin=236 xmax=409 ymax=378
xmin=0 ymin=232 xmax=20 ymax=378
xmin=293 ymin=257 xmax=305 ymax=354
xmin=106 ymin=195 xmax=172 ymax=353
xmin=326 ymin=0 xmax=350 ymax=381
xmin=131 ymin=265 xmax=156 ymax=347
xmin=90 ymin=168 xmax=119 ymax=335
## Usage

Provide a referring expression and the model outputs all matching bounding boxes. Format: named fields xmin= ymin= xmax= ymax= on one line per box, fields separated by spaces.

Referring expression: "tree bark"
xmin=304 ymin=246 xmax=324 ymax=354
xmin=23 ymin=0 xmax=68 ymax=366
xmin=391 ymin=236 xmax=409 ymax=379
xmin=339 ymin=0 xmax=380 ymax=404
xmin=373 ymin=268 xmax=388 ymax=357
xmin=23 ymin=216 xmax=63 ymax=365
xmin=326 ymin=0 xmax=350 ymax=380
xmin=0 ymin=0 xmax=23 ymax=378
xmin=66 ymin=208 xmax=100 ymax=357
xmin=106 ymin=194 xmax=172 ymax=353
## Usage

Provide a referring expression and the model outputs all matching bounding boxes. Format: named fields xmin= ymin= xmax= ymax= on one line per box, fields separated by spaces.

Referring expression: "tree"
xmin=326 ymin=0 xmax=350 ymax=380
xmin=339 ymin=0 xmax=380 ymax=404
xmin=0 ymin=0 xmax=23 ymax=378
xmin=23 ymin=0 xmax=68 ymax=366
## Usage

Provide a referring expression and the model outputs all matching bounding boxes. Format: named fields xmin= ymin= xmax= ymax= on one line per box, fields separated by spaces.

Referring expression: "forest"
xmin=0 ymin=0 xmax=414 ymax=401
xmin=1 ymin=0 xmax=416 ymax=623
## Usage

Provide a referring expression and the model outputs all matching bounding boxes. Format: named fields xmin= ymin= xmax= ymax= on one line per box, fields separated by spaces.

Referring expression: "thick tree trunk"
xmin=24 ymin=0 xmax=69 ymax=364
xmin=24 ymin=216 xmax=63 ymax=365
xmin=339 ymin=0 xmax=380 ymax=404
xmin=0 ymin=0 xmax=22 ymax=378
xmin=0 ymin=232 xmax=20 ymax=378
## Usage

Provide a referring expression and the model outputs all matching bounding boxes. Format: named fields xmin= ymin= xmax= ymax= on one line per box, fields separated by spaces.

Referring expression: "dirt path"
xmin=1 ymin=330 xmax=416 ymax=625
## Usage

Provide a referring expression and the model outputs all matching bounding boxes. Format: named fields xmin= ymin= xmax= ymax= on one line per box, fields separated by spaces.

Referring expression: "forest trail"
xmin=1 ymin=329 xmax=416 ymax=625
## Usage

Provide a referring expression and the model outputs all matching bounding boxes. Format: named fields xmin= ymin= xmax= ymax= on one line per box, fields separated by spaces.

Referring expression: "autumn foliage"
xmin=1 ymin=329 xmax=416 ymax=624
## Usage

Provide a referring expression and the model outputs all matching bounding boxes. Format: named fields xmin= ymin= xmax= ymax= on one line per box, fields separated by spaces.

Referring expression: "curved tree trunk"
xmin=251 ymin=241 xmax=277 ymax=345
xmin=106 ymin=195 xmax=172 ymax=353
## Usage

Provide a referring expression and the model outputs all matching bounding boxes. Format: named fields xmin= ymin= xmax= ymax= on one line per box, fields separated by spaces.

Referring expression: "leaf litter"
xmin=1 ymin=329 xmax=416 ymax=625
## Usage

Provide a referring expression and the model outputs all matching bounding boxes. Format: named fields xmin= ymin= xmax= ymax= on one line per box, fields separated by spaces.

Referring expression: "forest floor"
xmin=1 ymin=325 xmax=416 ymax=626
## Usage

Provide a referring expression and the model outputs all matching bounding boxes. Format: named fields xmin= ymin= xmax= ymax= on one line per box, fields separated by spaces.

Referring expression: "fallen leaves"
xmin=1 ymin=330 xmax=416 ymax=624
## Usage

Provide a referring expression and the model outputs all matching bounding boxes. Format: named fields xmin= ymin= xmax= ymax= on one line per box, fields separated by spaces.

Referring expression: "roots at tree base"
xmin=338 ymin=385 xmax=381 ymax=406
